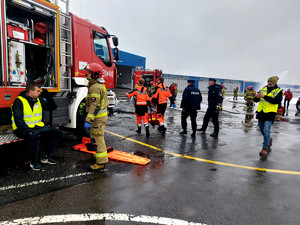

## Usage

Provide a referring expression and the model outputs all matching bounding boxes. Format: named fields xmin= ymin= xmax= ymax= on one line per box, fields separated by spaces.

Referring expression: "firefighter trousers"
xmin=90 ymin=121 xmax=108 ymax=164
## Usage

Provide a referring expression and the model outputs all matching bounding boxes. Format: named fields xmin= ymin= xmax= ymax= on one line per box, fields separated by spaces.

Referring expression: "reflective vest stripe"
xmin=11 ymin=96 xmax=44 ymax=130
xmin=87 ymin=93 xmax=101 ymax=98
xmin=95 ymin=151 xmax=107 ymax=158
xmin=136 ymin=102 xmax=147 ymax=105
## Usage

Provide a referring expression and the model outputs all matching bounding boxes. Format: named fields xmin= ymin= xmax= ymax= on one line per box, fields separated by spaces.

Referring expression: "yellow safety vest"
xmin=11 ymin=96 xmax=44 ymax=130
xmin=257 ymin=87 xmax=282 ymax=113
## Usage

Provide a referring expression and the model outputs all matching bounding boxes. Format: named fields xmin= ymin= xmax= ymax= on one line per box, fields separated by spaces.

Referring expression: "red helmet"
xmin=150 ymin=81 xmax=154 ymax=85
xmin=236 ymin=86 xmax=238 ymax=89
xmin=247 ymin=87 xmax=249 ymax=90
xmin=249 ymin=85 xmax=253 ymax=89
xmin=222 ymin=84 xmax=225 ymax=87
xmin=84 ymin=62 xmax=104 ymax=79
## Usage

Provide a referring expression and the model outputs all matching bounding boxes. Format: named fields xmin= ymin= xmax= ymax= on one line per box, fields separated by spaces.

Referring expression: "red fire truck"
xmin=133 ymin=69 xmax=162 ymax=88
xmin=0 ymin=0 xmax=119 ymax=144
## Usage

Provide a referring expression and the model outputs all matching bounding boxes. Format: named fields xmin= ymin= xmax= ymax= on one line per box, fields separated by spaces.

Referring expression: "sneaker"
xmin=30 ymin=163 xmax=44 ymax=171
xmin=41 ymin=157 xmax=57 ymax=165
xmin=179 ymin=130 xmax=187 ymax=135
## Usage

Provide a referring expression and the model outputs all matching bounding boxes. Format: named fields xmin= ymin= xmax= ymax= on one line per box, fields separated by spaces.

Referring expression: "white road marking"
xmin=0 ymin=172 xmax=92 ymax=191
xmin=0 ymin=213 xmax=206 ymax=225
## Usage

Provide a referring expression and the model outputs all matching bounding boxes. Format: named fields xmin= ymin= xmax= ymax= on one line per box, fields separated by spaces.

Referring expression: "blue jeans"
xmin=258 ymin=120 xmax=272 ymax=149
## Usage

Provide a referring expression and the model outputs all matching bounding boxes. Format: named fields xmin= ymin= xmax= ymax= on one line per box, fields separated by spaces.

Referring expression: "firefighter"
xmin=149 ymin=81 xmax=156 ymax=97
xmin=151 ymin=76 xmax=175 ymax=135
xmin=233 ymin=86 xmax=239 ymax=100
xmin=126 ymin=78 xmax=152 ymax=137
xmin=197 ymin=78 xmax=223 ymax=137
xmin=254 ymin=76 xmax=282 ymax=157
xmin=220 ymin=84 xmax=226 ymax=111
xmin=11 ymin=83 xmax=62 ymax=171
xmin=83 ymin=63 xmax=109 ymax=171
xmin=244 ymin=85 xmax=256 ymax=111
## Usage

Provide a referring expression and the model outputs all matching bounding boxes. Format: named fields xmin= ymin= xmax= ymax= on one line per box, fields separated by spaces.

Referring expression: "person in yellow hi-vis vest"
xmin=83 ymin=63 xmax=109 ymax=171
xmin=254 ymin=76 xmax=282 ymax=158
xmin=11 ymin=83 xmax=62 ymax=171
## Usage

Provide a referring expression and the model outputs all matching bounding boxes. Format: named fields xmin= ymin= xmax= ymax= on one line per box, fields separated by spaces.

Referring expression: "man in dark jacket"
xmin=197 ymin=78 xmax=223 ymax=137
xmin=254 ymin=76 xmax=282 ymax=157
xmin=11 ymin=83 xmax=63 ymax=171
xmin=180 ymin=80 xmax=202 ymax=138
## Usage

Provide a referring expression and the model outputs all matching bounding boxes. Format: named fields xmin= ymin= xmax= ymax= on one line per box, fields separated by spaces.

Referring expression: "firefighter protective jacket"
xmin=86 ymin=79 xmax=108 ymax=123
xmin=152 ymin=83 xmax=173 ymax=105
xmin=126 ymin=86 xmax=150 ymax=106
xmin=11 ymin=90 xmax=57 ymax=136
xmin=244 ymin=89 xmax=256 ymax=100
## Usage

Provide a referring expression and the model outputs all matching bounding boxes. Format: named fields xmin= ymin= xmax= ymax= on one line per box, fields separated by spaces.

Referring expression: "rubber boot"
xmin=191 ymin=131 xmax=196 ymax=138
xmin=145 ymin=125 xmax=150 ymax=137
xmin=89 ymin=163 xmax=105 ymax=171
xmin=136 ymin=126 xmax=141 ymax=134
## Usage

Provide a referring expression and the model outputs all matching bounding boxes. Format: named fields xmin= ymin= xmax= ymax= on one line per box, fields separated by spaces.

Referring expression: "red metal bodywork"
xmin=70 ymin=13 xmax=116 ymax=89
xmin=133 ymin=69 xmax=162 ymax=88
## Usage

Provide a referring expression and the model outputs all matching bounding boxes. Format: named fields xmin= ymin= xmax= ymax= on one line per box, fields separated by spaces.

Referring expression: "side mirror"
xmin=114 ymin=48 xmax=120 ymax=61
xmin=112 ymin=36 xmax=119 ymax=47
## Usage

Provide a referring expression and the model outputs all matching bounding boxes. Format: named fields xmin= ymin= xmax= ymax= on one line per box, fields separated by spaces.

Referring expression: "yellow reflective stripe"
xmin=97 ymin=109 xmax=107 ymax=115
xmin=95 ymin=151 xmax=107 ymax=158
xmin=95 ymin=110 xmax=108 ymax=118
xmin=87 ymin=114 xmax=95 ymax=119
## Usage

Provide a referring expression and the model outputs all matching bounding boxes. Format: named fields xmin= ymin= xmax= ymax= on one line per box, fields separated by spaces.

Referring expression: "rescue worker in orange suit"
xmin=151 ymin=76 xmax=175 ymax=135
xmin=244 ymin=85 xmax=256 ymax=111
xmin=126 ymin=78 xmax=152 ymax=137
xmin=11 ymin=83 xmax=62 ymax=171
xmin=83 ymin=63 xmax=109 ymax=171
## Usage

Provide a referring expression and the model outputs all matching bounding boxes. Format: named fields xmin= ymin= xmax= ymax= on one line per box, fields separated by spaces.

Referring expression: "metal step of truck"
xmin=0 ymin=133 xmax=22 ymax=145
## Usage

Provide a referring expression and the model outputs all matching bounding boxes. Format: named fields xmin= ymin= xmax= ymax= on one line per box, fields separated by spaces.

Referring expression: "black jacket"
xmin=11 ymin=90 xmax=57 ymax=136
xmin=208 ymin=83 xmax=223 ymax=107
xmin=254 ymin=85 xmax=283 ymax=121
xmin=180 ymin=84 xmax=202 ymax=110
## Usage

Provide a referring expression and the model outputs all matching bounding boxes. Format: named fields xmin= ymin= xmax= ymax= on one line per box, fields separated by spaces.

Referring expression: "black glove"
xmin=41 ymin=88 xmax=51 ymax=99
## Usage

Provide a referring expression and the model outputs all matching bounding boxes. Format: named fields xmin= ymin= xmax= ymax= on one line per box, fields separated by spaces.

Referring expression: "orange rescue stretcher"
xmin=148 ymin=112 xmax=160 ymax=127
xmin=73 ymin=137 xmax=150 ymax=166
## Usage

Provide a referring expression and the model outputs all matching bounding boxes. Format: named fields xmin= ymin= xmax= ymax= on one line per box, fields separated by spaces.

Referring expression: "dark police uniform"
xmin=180 ymin=81 xmax=202 ymax=134
xmin=198 ymin=80 xmax=223 ymax=136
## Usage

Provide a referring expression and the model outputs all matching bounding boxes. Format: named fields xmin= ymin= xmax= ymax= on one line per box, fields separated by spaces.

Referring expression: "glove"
xmin=84 ymin=122 xmax=91 ymax=128
xmin=216 ymin=105 xmax=221 ymax=111
xmin=172 ymin=104 xmax=176 ymax=108
xmin=41 ymin=88 xmax=51 ymax=99
xmin=84 ymin=122 xmax=91 ymax=137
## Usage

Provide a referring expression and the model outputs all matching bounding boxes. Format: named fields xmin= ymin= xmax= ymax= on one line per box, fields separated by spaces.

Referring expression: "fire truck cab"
xmin=0 ymin=0 xmax=119 ymax=144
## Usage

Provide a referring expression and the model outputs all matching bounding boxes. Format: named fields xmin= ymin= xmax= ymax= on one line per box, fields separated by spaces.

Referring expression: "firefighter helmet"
xmin=249 ymin=85 xmax=253 ymax=89
xmin=150 ymin=81 xmax=154 ymax=85
xmin=84 ymin=63 xmax=104 ymax=79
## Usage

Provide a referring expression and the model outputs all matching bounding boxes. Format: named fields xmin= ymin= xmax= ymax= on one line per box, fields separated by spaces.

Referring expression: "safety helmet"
xmin=150 ymin=81 xmax=154 ymax=85
xmin=249 ymin=85 xmax=253 ymax=89
xmin=84 ymin=63 xmax=104 ymax=79
xmin=236 ymin=86 xmax=238 ymax=89
xmin=247 ymin=87 xmax=249 ymax=90
xmin=222 ymin=84 xmax=225 ymax=87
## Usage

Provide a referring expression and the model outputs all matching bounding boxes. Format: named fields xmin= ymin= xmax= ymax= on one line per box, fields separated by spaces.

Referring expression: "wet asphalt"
xmin=1 ymin=89 xmax=300 ymax=225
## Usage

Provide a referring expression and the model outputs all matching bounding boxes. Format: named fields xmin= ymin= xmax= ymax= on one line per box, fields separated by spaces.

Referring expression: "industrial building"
xmin=116 ymin=50 xmax=300 ymax=95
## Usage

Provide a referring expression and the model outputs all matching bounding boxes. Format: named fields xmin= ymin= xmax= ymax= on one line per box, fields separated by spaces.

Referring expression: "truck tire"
xmin=75 ymin=101 xmax=87 ymax=137
xmin=297 ymin=100 xmax=300 ymax=112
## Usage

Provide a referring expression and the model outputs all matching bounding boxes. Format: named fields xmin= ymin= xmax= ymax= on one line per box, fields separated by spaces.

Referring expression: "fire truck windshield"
xmin=93 ymin=31 xmax=111 ymax=66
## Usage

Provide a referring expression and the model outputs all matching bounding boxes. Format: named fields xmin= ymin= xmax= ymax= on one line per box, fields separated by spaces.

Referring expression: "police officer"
xmin=11 ymin=83 xmax=62 ymax=171
xmin=151 ymin=77 xmax=175 ymax=135
xmin=180 ymin=80 xmax=202 ymax=138
xmin=254 ymin=76 xmax=282 ymax=157
xmin=83 ymin=63 xmax=109 ymax=171
xmin=197 ymin=78 xmax=223 ymax=137
xmin=126 ymin=78 xmax=152 ymax=137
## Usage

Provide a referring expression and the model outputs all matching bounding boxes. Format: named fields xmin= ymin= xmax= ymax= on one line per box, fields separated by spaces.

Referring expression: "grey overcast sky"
xmin=68 ymin=0 xmax=300 ymax=85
